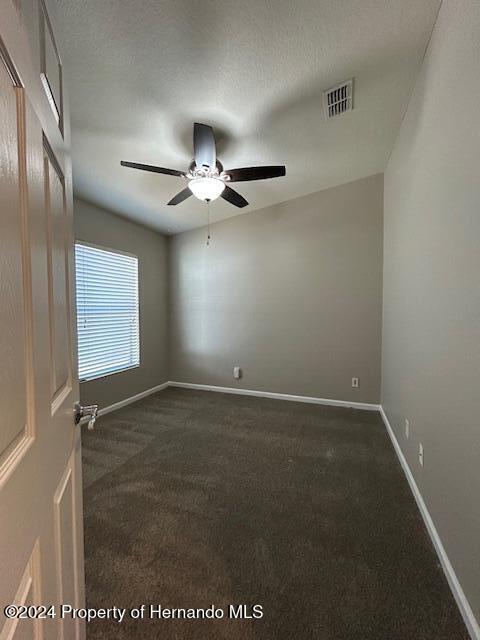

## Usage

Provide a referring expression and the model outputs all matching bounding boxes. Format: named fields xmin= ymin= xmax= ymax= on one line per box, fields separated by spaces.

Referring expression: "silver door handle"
xmin=74 ymin=402 xmax=98 ymax=430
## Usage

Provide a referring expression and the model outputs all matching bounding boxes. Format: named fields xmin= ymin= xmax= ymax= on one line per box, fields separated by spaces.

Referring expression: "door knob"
xmin=74 ymin=402 xmax=98 ymax=430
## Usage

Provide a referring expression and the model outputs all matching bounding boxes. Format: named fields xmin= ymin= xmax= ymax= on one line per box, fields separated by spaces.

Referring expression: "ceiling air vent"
xmin=323 ymin=79 xmax=353 ymax=119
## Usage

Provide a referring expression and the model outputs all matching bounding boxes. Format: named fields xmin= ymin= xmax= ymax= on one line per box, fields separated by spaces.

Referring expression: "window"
xmin=75 ymin=243 xmax=140 ymax=381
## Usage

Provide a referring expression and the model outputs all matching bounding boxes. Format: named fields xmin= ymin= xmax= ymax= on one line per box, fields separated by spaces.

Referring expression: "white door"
xmin=0 ymin=1 xmax=86 ymax=639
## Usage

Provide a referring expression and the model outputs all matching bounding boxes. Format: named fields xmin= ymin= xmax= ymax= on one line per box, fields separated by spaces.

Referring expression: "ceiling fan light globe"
xmin=188 ymin=177 xmax=225 ymax=202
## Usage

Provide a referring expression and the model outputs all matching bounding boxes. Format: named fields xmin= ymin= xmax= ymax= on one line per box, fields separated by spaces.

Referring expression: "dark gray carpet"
xmin=82 ymin=388 xmax=468 ymax=639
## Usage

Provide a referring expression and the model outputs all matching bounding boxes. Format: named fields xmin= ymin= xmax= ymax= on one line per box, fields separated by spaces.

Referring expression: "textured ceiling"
xmin=56 ymin=0 xmax=440 ymax=234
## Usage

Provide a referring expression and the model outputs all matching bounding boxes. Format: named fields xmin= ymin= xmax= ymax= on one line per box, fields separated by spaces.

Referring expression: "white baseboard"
xmin=98 ymin=382 xmax=169 ymax=417
xmin=380 ymin=407 xmax=480 ymax=640
xmin=168 ymin=381 xmax=380 ymax=411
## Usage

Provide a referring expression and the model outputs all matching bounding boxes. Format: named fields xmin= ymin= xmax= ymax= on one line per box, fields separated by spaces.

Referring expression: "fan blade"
xmin=167 ymin=188 xmax=192 ymax=206
xmin=193 ymin=123 xmax=216 ymax=169
xmin=225 ymin=166 xmax=286 ymax=182
xmin=221 ymin=185 xmax=248 ymax=208
xmin=121 ymin=161 xmax=184 ymax=177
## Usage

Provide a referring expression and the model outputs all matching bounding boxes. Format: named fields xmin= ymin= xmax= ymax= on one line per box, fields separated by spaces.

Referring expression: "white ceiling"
xmin=56 ymin=0 xmax=440 ymax=234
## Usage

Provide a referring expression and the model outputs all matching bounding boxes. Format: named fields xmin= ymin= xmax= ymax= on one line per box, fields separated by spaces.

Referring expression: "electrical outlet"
xmin=405 ymin=419 xmax=410 ymax=439
xmin=351 ymin=377 xmax=359 ymax=388
xmin=418 ymin=442 xmax=424 ymax=467
xmin=233 ymin=366 xmax=242 ymax=380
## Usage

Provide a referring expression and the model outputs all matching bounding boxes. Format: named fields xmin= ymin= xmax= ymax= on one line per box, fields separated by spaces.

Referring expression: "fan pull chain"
xmin=206 ymin=200 xmax=211 ymax=246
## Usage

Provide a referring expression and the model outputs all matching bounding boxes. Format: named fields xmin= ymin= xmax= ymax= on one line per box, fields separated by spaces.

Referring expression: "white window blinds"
xmin=75 ymin=243 xmax=140 ymax=381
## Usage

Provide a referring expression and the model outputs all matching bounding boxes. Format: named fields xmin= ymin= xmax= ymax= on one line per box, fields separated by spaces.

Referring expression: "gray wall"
xmin=74 ymin=198 xmax=168 ymax=408
xmin=169 ymin=174 xmax=384 ymax=404
xmin=382 ymin=0 xmax=480 ymax=624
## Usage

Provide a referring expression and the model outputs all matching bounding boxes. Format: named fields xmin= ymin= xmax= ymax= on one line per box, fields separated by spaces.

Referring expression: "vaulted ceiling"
xmin=56 ymin=0 xmax=440 ymax=233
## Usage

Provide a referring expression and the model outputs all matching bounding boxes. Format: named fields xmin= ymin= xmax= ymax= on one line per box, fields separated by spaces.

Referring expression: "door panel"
xmin=0 ymin=544 xmax=41 ymax=640
xmin=54 ymin=451 xmax=82 ymax=640
xmin=39 ymin=0 xmax=62 ymax=129
xmin=0 ymin=58 xmax=31 ymax=468
xmin=44 ymin=143 xmax=71 ymax=403
xmin=0 ymin=2 xmax=85 ymax=639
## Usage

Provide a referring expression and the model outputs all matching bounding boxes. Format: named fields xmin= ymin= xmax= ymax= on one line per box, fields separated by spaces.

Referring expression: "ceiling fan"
xmin=120 ymin=123 xmax=286 ymax=208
